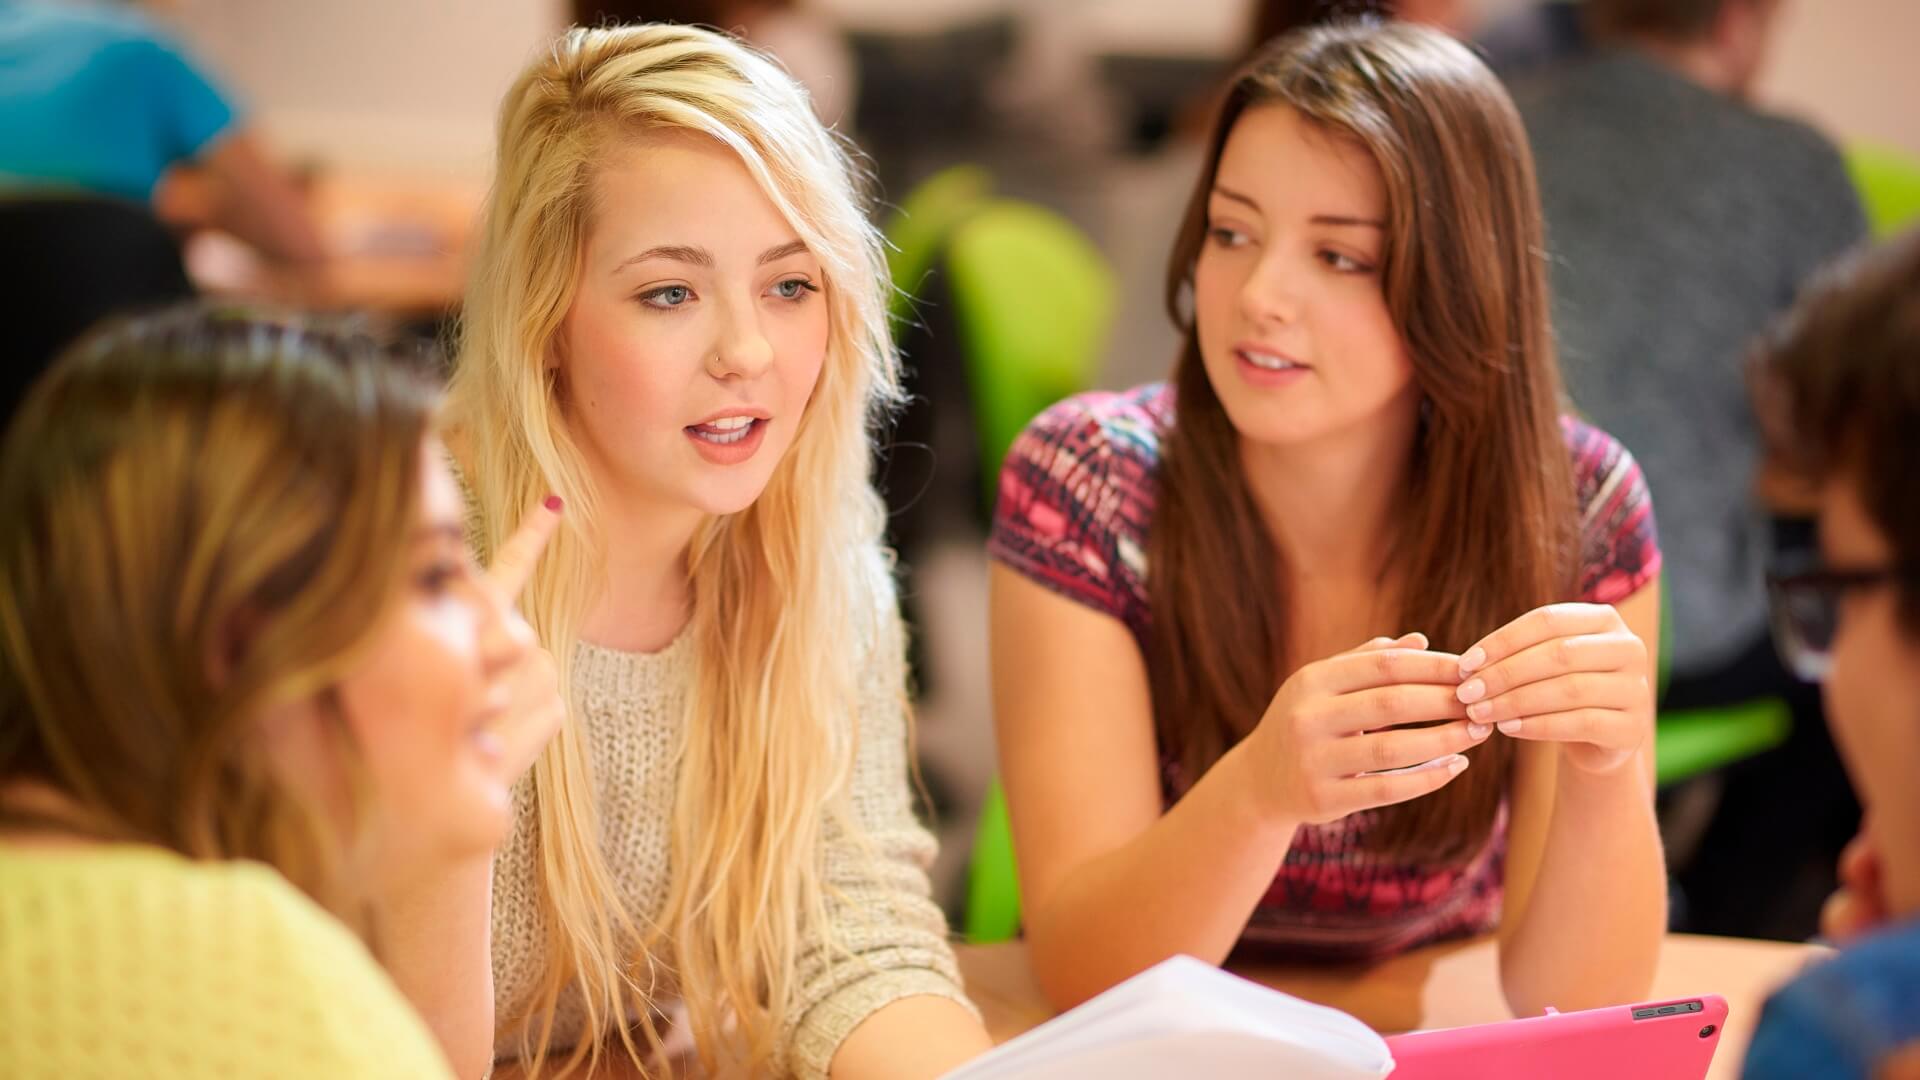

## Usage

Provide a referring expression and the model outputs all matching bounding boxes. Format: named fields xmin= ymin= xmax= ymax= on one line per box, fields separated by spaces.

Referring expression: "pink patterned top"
xmin=986 ymin=382 xmax=1662 ymax=962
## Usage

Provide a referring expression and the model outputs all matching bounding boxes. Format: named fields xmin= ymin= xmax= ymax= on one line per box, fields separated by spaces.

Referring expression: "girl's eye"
xmin=1320 ymin=250 xmax=1374 ymax=273
xmin=772 ymin=277 xmax=820 ymax=301
xmin=640 ymin=284 xmax=694 ymax=309
xmin=1207 ymin=225 xmax=1250 ymax=249
xmin=415 ymin=561 xmax=462 ymax=595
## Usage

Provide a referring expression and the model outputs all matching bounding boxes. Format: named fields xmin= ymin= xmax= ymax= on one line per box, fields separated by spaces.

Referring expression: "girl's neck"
xmin=578 ymin=476 xmax=703 ymax=655
xmin=1239 ymin=393 xmax=1420 ymax=586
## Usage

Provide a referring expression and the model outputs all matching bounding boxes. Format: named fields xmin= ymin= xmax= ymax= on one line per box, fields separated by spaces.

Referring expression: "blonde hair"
xmin=0 ymin=305 xmax=441 ymax=924
xmin=447 ymin=23 xmax=904 ymax=1075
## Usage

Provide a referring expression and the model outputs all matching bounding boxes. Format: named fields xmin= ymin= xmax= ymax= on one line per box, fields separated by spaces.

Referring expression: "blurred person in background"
xmin=1510 ymin=0 xmax=1866 ymax=939
xmin=1477 ymin=0 xmax=1593 ymax=78
xmin=1248 ymin=0 xmax=1478 ymax=50
xmin=0 ymin=0 xmax=324 ymax=420
xmin=573 ymin=1 xmax=857 ymax=126
xmin=0 ymin=306 xmax=565 ymax=1079
xmin=0 ymin=0 xmax=321 ymax=264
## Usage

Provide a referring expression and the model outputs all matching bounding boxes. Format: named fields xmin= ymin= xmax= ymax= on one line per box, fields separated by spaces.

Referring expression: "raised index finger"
xmin=486 ymin=495 xmax=562 ymax=601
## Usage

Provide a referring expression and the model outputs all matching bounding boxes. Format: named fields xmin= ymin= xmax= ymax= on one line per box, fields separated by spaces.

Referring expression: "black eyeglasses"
xmin=1765 ymin=563 xmax=1917 ymax=682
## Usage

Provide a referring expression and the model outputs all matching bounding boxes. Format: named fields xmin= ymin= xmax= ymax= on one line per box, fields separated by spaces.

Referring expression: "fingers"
xmin=1459 ymin=672 xmax=1640 ymax=729
xmin=486 ymin=495 xmax=563 ymax=601
xmin=1468 ymin=704 xmax=1616 ymax=741
xmin=1821 ymin=886 xmax=1884 ymax=945
xmin=1838 ymin=828 xmax=1880 ymax=892
xmin=1317 ymin=646 xmax=1468 ymax=695
xmin=1458 ymin=603 xmax=1622 ymax=676
xmin=1457 ymin=632 xmax=1644 ymax=704
xmin=1345 ymin=754 xmax=1471 ymax=810
xmin=1314 ymin=683 xmax=1470 ymax=735
xmin=1348 ymin=632 xmax=1429 ymax=654
xmin=1331 ymin=721 xmax=1490 ymax=776
xmin=1824 ymin=830 xmax=1887 ymax=943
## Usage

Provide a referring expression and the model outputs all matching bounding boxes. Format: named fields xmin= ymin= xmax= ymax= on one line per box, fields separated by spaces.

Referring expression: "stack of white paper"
xmin=943 ymin=955 xmax=1396 ymax=1080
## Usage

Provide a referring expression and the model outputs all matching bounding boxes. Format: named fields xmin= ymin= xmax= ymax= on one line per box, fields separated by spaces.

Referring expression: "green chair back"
xmin=884 ymin=164 xmax=995 ymax=328
xmin=944 ymin=200 xmax=1116 ymax=509
xmin=964 ymin=777 xmax=1022 ymax=944
xmin=1652 ymin=576 xmax=1792 ymax=785
xmin=1846 ymin=143 xmax=1920 ymax=239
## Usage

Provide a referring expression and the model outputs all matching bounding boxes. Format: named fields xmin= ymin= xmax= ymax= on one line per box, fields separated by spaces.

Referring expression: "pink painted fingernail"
xmin=1467 ymin=702 xmax=1491 ymax=722
xmin=1498 ymin=719 xmax=1524 ymax=736
xmin=544 ymin=494 xmax=564 ymax=513
xmin=1459 ymin=647 xmax=1487 ymax=676
xmin=1457 ymin=679 xmax=1486 ymax=704
xmin=1467 ymin=721 xmax=1492 ymax=740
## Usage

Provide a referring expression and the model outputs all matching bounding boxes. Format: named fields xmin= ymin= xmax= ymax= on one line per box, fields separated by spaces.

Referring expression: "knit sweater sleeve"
xmin=782 ymin=600 xmax=978 ymax=1079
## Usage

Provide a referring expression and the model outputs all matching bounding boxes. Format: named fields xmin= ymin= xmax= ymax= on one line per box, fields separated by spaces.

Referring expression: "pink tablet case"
xmin=1385 ymin=995 xmax=1728 ymax=1080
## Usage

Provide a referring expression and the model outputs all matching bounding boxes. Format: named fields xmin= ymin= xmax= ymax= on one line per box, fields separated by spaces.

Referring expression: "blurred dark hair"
xmin=1248 ymin=0 xmax=1395 ymax=57
xmin=1755 ymin=227 xmax=1920 ymax=629
xmin=571 ymin=0 xmax=792 ymax=29
xmin=1585 ymin=0 xmax=1744 ymax=43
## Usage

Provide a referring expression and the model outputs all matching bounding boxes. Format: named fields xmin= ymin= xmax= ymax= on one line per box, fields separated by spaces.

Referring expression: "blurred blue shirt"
xmin=1744 ymin=919 xmax=1920 ymax=1078
xmin=0 ymin=1 xmax=237 ymax=201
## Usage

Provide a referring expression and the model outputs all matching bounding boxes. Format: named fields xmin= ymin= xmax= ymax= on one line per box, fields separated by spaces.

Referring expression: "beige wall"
xmin=1761 ymin=0 xmax=1920 ymax=157
xmin=165 ymin=0 xmax=564 ymax=176
xmin=160 ymin=0 xmax=1918 ymax=173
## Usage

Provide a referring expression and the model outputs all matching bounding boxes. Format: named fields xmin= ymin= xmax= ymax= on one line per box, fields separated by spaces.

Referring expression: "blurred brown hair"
xmin=0 ymin=304 xmax=440 ymax=919
xmin=1586 ymin=0 xmax=1742 ymax=43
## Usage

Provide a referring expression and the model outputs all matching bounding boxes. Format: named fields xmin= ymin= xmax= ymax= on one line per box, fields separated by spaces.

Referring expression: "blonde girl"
xmin=448 ymin=23 xmax=991 ymax=1080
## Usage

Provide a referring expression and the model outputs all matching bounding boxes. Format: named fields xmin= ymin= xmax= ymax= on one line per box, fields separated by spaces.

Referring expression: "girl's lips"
xmin=685 ymin=417 xmax=769 ymax=464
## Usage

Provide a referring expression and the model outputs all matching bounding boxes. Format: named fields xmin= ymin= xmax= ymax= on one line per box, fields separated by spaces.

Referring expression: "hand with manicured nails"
xmin=1454 ymin=603 xmax=1653 ymax=776
xmin=481 ymin=495 xmax=566 ymax=782
xmin=1241 ymin=632 xmax=1490 ymax=827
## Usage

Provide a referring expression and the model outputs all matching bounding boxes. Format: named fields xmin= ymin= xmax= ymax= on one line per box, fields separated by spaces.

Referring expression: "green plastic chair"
xmin=944 ymin=201 xmax=1117 ymax=510
xmin=1651 ymin=578 xmax=1792 ymax=786
xmin=1846 ymin=143 xmax=1920 ymax=239
xmin=881 ymin=166 xmax=1115 ymax=508
xmin=964 ymin=777 xmax=1022 ymax=944
xmin=962 ymin=579 xmax=1794 ymax=944
xmin=884 ymin=164 xmax=995 ymax=328
xmin=882 ymin=170 xmax=1114 ymax=942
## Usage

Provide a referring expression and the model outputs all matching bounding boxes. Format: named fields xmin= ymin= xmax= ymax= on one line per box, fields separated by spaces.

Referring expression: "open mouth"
xmin=467 ymin=713 xmax=504 ymax=762
xmin=687 ymin=416 xmax=764 ymax=444
xmin=1237 ymin=347 xmax=1309 ymax=372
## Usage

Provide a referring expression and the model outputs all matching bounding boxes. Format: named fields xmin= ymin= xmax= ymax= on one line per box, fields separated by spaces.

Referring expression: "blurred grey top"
xmin=1512 ymin=49 xmax=1865 ymax=676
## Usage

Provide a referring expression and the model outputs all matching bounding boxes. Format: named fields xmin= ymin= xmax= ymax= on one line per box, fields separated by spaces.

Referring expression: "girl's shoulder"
xmin=1559 ymin=415 xmax=1662 ymax=604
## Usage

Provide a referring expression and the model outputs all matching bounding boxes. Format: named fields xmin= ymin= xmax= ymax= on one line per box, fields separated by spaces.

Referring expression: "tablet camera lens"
xmin=1699 ymin=1025 xmax=1717 ymax=1039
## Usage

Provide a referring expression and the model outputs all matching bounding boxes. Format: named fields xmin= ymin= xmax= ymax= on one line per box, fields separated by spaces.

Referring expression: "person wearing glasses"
xmin=1741 ymin=225 xmax=1920 ymax=1079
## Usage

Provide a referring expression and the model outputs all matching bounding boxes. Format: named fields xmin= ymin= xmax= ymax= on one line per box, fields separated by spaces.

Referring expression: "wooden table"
xmin=955 ymin=935 xmax=1821 ymax=1079
xmin=182 ymin=170 xmax=483 ymax=320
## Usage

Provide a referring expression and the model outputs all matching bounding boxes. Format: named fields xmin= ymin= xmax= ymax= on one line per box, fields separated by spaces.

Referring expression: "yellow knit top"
xmin=0 ymin=843 xmax=455 ymax=1080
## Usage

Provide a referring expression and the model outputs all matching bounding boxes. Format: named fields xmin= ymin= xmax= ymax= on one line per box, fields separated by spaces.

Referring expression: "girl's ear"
xmin=204 ymin=604 xmax=264 ymax=690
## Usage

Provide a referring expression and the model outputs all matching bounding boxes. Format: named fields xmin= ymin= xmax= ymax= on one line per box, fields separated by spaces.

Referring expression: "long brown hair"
xmin=0 ymin=305 xmax=441 ymax=918
xmin=1150 ymin=20 xmax=1577 ymax=862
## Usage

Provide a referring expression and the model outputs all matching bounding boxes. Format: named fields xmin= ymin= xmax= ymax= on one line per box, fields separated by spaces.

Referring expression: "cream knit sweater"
xmin=488 ymin=604 xmax=974 ymax=1078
